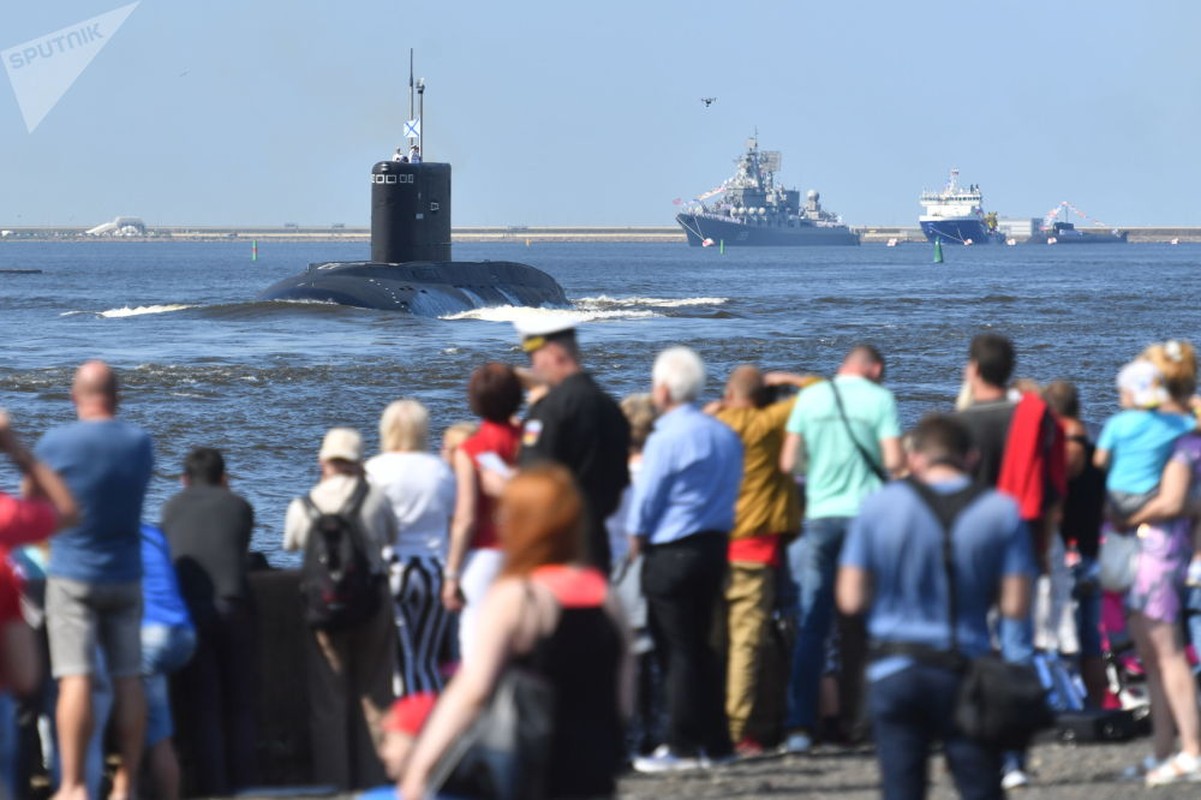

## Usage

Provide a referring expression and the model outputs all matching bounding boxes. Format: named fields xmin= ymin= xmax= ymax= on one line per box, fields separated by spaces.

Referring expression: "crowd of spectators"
xmin=3 ymin=326 xmax=1201 ymax=798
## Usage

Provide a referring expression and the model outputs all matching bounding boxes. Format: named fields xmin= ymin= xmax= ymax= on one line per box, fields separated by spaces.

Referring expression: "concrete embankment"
xmin=4 ymin=225 xmax=1201 ymax=243
xmin=191 ymin=570 xmax=1182 ymax=800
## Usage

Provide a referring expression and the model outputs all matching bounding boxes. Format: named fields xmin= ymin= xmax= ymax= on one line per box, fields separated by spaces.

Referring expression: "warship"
xmin=258 ymin=66 xmax=568 ymax=315
xmin=1027 ymin=202 xmax=1128 ymax=245
xmin=675 ymin=136 xmax=858 ymax=247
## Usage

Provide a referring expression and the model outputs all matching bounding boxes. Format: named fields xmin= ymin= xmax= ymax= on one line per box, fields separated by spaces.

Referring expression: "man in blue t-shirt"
xmin=837 ymin=414 xmax=1034 ymax=800
xmin=35 ymin=361 xmax=154 ymax=800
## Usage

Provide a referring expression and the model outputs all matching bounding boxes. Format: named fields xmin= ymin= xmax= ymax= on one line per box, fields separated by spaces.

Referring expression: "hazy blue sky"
xmin=1 ymin=1 xmax=1197 ymax=227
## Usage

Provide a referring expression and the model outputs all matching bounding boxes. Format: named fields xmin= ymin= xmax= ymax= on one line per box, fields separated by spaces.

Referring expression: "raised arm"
xmin=5 ymin=412 xmax=78 ymax=533
xmin=764 ymin=371 xmax=823 ymax=390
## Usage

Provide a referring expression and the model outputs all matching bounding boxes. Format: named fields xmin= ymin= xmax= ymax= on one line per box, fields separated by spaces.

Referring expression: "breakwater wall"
xmin=4 ymin=225 xmax=1201 ymax=244
xmin=180 ymin=569 xmax=325 ymax=795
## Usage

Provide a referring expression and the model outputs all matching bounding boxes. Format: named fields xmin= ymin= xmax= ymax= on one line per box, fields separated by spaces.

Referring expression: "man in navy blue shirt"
xmin=36 ymin=361 xmax=154 ymax=800
xmin=837 ymin=414 xmax=1033 ymax=800
xmin=628 ymin=347 xmax=743 ymax=773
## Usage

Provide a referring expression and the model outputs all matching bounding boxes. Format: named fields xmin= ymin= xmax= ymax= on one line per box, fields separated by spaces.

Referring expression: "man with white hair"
xmin=628 ymin=347 xmax=744 ymax=772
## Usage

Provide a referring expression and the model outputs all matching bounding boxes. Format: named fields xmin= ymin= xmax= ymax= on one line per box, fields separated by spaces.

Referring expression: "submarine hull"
xmin=257 ymin=260 xmax=569 ymax=316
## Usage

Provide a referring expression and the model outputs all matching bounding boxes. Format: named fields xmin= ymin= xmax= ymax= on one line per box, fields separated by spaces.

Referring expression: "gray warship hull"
xmin=1027 ymin=221 xmax=1128 ymax=245
xmin=676 ymin=135 xmax=858 ymax=248
xmin=677 ymin=213 xmax=859 ymax=247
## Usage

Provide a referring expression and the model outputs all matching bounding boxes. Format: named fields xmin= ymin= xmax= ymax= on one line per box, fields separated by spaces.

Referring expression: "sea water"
xmin=1 ymin=239 xmax=1197 ymax=562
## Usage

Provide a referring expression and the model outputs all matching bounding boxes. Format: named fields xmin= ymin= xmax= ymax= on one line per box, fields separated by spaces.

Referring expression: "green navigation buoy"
xmin=933 ymin=237 xmax=944 ymax=264
xmin=719 ymin=239 xmax=725 ymax=254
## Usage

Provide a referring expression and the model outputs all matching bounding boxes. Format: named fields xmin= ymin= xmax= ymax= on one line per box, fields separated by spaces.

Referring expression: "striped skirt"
xmin=388 ymin=554 xmax=450 ymax=696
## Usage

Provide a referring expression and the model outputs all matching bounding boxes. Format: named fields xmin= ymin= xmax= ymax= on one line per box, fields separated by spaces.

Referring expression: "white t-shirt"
xmin=365 ymin=451 xmax=456 ymax=560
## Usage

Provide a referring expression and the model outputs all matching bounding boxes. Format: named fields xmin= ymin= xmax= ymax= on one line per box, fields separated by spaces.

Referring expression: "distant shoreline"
xmin=1 ymin=225 xmax=1199 ymax=244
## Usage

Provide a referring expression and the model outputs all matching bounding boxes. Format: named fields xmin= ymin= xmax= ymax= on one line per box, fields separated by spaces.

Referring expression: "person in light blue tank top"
xmin=1095 ymin=358 xmax=1197 ymax=517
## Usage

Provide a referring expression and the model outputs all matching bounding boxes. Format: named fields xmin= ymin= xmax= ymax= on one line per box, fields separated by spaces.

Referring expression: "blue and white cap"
xmin=1117 ymin=359 xmax=1169 ymax=409
xmin=514 ymin=314 xmax=584 ymax=353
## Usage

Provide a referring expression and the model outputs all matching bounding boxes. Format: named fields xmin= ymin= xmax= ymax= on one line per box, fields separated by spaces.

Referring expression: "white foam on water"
xmin=98 ymin=304 xmax=196 ymax=318
xmin=576 ymin=295 xmax=729 ymax=309
xmin=440 ymin=305 xmax=657 ymax=323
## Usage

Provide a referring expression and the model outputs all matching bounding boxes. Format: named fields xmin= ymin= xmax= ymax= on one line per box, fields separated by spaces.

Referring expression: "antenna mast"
xmin=405 ymin=50 xmax=425 ymax=157
xmin=408 ymin=49 xmax=414 ymax=130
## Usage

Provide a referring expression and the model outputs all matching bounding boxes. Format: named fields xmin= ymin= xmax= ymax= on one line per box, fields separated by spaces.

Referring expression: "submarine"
xmin=257 ymin=99 xmax=568 ymax=315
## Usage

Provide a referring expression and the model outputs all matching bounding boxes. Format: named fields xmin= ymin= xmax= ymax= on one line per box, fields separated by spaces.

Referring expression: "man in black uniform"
xmin=515 ymin=319 xmax=630 ymax=571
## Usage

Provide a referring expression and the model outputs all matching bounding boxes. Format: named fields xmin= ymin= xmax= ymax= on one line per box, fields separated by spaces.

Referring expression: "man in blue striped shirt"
xmin=628 ymin=347 xmax=743 ymax=773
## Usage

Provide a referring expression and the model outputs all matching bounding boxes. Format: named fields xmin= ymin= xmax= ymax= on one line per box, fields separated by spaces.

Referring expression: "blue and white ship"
xmin=918 ymin=169 xmax=1001 ymax=245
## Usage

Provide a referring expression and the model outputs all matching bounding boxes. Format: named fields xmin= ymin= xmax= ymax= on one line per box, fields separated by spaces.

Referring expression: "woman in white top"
xmin=366 ymin=400 xmax=457 ymax=695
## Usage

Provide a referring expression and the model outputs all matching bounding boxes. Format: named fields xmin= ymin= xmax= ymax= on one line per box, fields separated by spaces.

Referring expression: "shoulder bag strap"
xmin=828 ymin=380 xmax=890 ymax=483
xmin=904 ymin=477 xmax=988 ymax=666
xmin=300 ymin=493 xmax=321 ymax=522
xmin=335 ymin=478 xmax=382 ymax=573
xmin=297 ymin=494 xmax=327 ymax=568
xmin=339 ymin=477 xmax=370 ymax=517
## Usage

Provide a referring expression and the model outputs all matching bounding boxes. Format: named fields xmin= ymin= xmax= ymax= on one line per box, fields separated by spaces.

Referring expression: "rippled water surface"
xmin=1 ymin=240 xmax=1197 ymax=561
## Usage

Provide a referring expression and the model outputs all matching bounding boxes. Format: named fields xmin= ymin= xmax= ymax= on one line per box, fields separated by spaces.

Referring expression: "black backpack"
xmin=298 ymin=479 xmax=382 ymax=631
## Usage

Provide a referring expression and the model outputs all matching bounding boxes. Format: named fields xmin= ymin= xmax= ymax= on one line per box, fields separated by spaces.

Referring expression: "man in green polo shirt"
xmin=778 ymin=343 xmax=903 ymax=752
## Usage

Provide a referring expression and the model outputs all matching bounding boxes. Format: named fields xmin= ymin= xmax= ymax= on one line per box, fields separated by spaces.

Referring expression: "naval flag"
xmin=404 ymin=119 xmax=421 ymax=140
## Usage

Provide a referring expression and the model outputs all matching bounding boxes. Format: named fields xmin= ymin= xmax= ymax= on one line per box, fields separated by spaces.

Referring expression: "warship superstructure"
xmin=675 ymin=136 xmax=858 ymax=247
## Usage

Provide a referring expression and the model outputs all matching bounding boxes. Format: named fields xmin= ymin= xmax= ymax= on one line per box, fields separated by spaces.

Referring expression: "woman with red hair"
xmin=402 ymin=465 xmax=631 ymax=799
xmin=443 ymin=363 xmax=524 ymax=663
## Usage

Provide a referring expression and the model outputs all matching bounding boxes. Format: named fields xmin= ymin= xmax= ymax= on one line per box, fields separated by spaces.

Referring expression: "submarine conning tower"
xmin=371 ymin=160 xmax=451 ymax=263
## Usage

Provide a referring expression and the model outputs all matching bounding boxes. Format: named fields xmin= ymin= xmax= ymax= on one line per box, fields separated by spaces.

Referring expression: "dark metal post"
xmin=417 ymin=78 xmax=425 ymax=156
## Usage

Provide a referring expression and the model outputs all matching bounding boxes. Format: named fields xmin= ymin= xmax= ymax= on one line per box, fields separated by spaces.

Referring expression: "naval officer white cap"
xmin=514 ymin=315 xmax=584 ymax=354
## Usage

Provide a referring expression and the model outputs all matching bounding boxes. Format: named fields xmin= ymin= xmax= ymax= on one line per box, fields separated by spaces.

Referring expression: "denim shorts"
xmin=141 ymin=623 xmax=196 ymax=676
xmin=142 ymin=624 xmax=196 ymax=746
xmin=45 ymin=577 xmax=142 ymax=678
xmin=144 ymin=673 xmax=172 ymax=746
